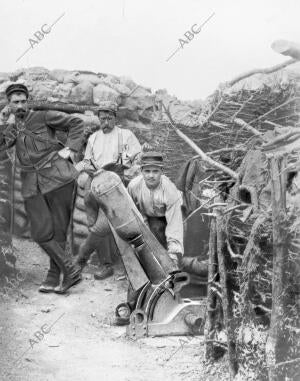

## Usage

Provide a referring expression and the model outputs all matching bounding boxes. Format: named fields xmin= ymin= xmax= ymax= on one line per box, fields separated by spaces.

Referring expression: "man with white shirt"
xmin=112 ymin=151 xmax=184 ymax=325
xmin=84 ymin=110 xmax=140 ymax=180
xmin=75 ymin=102 xmax=141 ymax=279
xmin=127 ymin=151 xmax=184 ymax=267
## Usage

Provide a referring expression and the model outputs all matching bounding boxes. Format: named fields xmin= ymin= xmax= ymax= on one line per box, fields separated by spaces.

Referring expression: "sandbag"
xmin=70 ymin=81 xmax=94 ymax=105
xmin=31 ymin=80 xmax=57 ymax=100
xmin=93 ymin=83 xmax=121 ymax=105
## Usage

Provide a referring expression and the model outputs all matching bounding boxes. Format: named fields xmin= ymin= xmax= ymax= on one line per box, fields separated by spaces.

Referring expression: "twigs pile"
xmin=200 ymin=69 xmax=300 ymax=167
xmin=200 ymin=69 xmax=300 ymax=380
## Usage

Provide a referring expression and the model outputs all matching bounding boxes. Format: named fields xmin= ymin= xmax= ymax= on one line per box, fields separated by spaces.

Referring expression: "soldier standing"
xmin=75 ymin=101 xmax=141 ymax=279
xmin=0 ymin=83 xmax=84 ymax=294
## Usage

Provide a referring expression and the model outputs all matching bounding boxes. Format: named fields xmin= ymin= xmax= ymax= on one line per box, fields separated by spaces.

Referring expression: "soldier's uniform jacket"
xmin=0 ymin=110 xmax=84 ymax=198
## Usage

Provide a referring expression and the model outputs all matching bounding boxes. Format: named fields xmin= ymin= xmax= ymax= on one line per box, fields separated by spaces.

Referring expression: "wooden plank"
xmin=215 ymin=207 xmax=238 ymax=379
xmin=266 ymin=155 xmax=289 ymax=381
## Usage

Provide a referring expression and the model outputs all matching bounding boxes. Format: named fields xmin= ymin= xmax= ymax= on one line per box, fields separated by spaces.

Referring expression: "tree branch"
xmin=250 ymin=97 xmax=300 ymax=124
xmin=206 ymin=146 xmax=246 ymax=155
xmin=226 ymin=239 xmax=243 ymax=260
xmin=262 ymin=130 xmax=300 ymax=150
xmin=227 ymin=58 xmax=297 ymax=87
xmin=162 ymin=103 xmax=239 ymax=180
xmin=233 ymin=118 xmax=266 ymax=140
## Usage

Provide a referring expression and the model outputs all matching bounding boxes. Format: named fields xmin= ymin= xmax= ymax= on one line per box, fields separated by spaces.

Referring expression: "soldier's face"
xmin=9 ymin=93 xmax=29 ymax=119
xmin=142 ymin=166 xmax=163 ymax=189
xmin=98 ymin=111 xmax=116 ymax=134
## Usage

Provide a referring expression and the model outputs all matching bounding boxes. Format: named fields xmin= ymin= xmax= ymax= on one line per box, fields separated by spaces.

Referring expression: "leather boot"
xmin=94 ymin=263 xmax=114 ymax=280
xmin=39 ymin=240 xmax=82 ymax=294
xmin=39 ymin=259 xmax=60 ymax=293
xmin=94 ymin=234 xmax=114 ymax=280
xmin=39 ymin=241 xmax=66 ymax=293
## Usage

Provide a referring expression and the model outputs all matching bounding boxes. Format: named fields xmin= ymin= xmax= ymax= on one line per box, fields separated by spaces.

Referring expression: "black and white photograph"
xmin=0 ymin=1 xmax=299 ymax=380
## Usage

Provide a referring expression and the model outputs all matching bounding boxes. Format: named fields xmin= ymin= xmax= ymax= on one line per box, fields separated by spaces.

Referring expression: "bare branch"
xmin=210 ymin=121 xmax=227 ymax=129
xmin=210 ymin=287 xmax=222 ymax=300
xmin=233 ymin=118 xmax=266 ymax=140
xmin=224 ymin=204 xmax=249 ymax=215
xmin=162 ymin=103 xmax=239 ymax=180
xmin=208 ymin=281 xmax=222 ymax=292
xmin=262 ymin=130 xmax=300 ymax=149
xmin=250 ymin=97 xmax=300 ymax=124
xmin=205 ymin=339 xmax=228 ymax=347
xmin=201 ymin=97 xmax=224 ymax=126
xmin=183 ymin=191 xmax=220 ymax=224
xmin=206 ymin=146 xmax=246 ymax=155
xmin=226 ymin=239 xmax=243 ymax=260
xmin=254 ymin=304 xmax=272 ymax=313
xmin=227 ymin=58 xmax=297 ymax=87
xmin=207 ymin=203 xmax=228 ymax=209
xmin=274 ymin=357 xmax=300 ymax=368
xmin=263 ymin=120 xmax=286 ymax=129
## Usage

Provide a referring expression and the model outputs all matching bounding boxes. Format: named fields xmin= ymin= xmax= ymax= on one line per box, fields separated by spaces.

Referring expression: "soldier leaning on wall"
xmin=0 ymin=83 xmax=85 ymax=294
xmin=74 ymin=101 xmax=142 ymax=280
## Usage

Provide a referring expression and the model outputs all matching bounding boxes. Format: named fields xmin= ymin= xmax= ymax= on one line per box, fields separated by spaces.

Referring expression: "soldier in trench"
xmin=128 ymin=151 xmax=184 ymax=268
xmin=0 ymin=83 xmax=84 ymax=294
xmin=111 ymin=151 xmax=185 ymax=325
xmin=75 ymin=101 xmax=142 ymax=280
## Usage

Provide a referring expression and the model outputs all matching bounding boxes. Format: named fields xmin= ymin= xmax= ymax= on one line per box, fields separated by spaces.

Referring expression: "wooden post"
xmin=266 ymin=155 xmax=289 ymax=381
xmin=205 ymin=217 xmax=218 ymax=360
xmin=215 ymin=207 xmax=238 ymax=379
xmin=0 ymin=149 xmax=15 ymax=281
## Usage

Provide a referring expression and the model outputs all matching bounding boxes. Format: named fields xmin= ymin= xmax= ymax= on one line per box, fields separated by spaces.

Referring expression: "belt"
xmin=19 ymin=152 xmax=58 ymax=172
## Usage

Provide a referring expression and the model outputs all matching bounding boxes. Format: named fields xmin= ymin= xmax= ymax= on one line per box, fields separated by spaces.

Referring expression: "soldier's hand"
xmin=58 ymin=147 xmax=77 ymax=162
xmin=58 ymin=147 xmax=79 ymax=164
xmin=75 ymin=160 xmax=84 ymax=172
xmin=0 ymin=106 xmax=12 ymax=126
xmin=58 ymin=147 xmax=70 ymax=159
xmin=77 ymin=172 xmax=90 ymax=189
xmin=142 ymin=142 xmax=154 ymax=151
xmin=75 ymin=160 xmax=87 ymax=172
xmin=75 ymin=160 xmax=95 ymax=174
xmin=168 ymin=252 xmax=182 ymax=270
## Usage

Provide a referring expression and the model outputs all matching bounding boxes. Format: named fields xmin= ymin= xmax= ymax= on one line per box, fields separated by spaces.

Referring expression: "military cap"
xmin=140 ymin=151 xmax=164 ymax=168
xmin=6 ymin=83 xmax=29 ymax=99
xmin=97 ymin=101 xmax=118 ymax=116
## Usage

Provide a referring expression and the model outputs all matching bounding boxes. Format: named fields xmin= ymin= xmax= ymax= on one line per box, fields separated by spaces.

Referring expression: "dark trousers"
xmin=24 ymin=181 xmax=75 ymax=244
xmin=148 ymin=216 xmax=167 ymax=249
xmin=82 ymin=195 xmax=118 ymax=265
xmin=80 ymin=231 xmax=117 ymax=266
xmin=95 ymin=234 xmax=117 ymax=265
